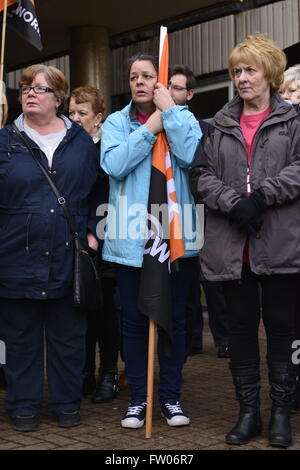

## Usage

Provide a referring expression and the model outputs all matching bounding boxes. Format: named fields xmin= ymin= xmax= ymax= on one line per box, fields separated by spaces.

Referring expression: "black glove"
xmin=242 ymin=214 xmax=264 ymax=237
xmin=228 ymin=190 xmax=267 ymax=233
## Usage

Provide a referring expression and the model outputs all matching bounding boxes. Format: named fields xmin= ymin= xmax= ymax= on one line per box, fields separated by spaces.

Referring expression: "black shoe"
xmin=121 ymin=401 xmax=147 ymax=428
xmin=12 ymin=415 xmax=39 ymax=432
xmin=58 ymin=410 xmax=81 ymax=428
xmin=218 ymin=344 xmax=229 ymax=358
xmin=161 ymin=400 xmax=190 ymax=427
xmin=92 ymin=373 xmax=119 ymax=403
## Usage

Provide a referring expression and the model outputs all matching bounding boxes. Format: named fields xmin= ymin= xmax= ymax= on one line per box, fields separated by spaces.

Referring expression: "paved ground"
xmin=0 ymin=318 xmax=299 ymax=452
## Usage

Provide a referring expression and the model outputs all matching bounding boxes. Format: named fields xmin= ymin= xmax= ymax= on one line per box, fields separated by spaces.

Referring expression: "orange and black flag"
xmin=138 ymin=26 xmax=185 ymax=354
xmin=0 ymin=0 xmax=43 ymax=51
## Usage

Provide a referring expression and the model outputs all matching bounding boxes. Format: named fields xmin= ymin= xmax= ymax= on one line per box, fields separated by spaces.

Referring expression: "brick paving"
xmin=0 ymin=320 xmax=299 ymax=451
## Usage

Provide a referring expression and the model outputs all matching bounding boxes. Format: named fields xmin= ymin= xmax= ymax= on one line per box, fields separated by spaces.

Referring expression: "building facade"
xmin=4 ymin=0 xmax=300 ymax=121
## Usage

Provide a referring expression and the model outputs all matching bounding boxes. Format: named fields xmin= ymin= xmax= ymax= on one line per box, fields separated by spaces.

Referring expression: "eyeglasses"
xmin=168 ymin=85 xmax=188 ymax=91
xmin=20 ymin=85 xmax=55 ymax=95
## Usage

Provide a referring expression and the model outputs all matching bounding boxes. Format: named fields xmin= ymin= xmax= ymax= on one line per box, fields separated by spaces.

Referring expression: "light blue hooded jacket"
xmin=100 ymin=101 xmax=202 ymax=267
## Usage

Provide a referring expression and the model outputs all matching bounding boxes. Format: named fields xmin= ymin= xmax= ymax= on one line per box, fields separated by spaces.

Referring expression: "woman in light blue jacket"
xmin=101 ymin=53 xmax=201 ymax=429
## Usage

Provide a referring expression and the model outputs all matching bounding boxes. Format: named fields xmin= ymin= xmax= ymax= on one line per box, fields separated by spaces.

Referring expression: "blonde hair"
xmin=228 ymin=34 xmax=287 ymax=90
xmin=19 ymin=64 xmax=69 ymax=114
xmin=281 ymin=64 xmax=300 ymax=89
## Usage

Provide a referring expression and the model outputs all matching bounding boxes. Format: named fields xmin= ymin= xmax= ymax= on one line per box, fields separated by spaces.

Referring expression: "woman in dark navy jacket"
xmin=0 ymin=65 xmax=101 ymax=431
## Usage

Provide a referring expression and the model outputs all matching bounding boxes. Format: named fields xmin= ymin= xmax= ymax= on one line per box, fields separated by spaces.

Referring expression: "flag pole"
xmin=145 ymin=319 xmax=156 ymax=438
xmin=145 ymin=26 xmax=168 ymax=439
xmin=0 ymin=0 xmax=8 ymax=84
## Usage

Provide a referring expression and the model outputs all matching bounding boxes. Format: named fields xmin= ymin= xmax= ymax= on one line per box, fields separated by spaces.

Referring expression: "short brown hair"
xmin=169 ymin=64 xmax=196 ymax=90
xmin=19 ymin=64 xmax=68 ymax=114
xmin=228 ymin=34 xmax=287 ymax=91
xmin=69 ymin=85 xmax=105 ymax=116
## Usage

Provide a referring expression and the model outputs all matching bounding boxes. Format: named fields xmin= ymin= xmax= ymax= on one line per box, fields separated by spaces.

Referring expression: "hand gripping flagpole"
xmin=145 ymin=25 xmax=169 ymax=439
xmin=0 ymin=0 xmax=8 ymax=85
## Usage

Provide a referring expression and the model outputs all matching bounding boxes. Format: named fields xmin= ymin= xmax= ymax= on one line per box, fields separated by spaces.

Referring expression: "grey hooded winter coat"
xmin=190 ymin=92 xmax=300 ymax=280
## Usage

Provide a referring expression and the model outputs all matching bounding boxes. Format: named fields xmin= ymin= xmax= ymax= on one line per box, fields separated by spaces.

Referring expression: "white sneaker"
xmin=121 ymin=401 xmax=146 ymax=428
xmin=161 ymin=400 xmax=190 ymax=426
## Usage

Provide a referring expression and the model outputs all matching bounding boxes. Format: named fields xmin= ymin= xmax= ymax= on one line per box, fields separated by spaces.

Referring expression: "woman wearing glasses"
xmin=0 ymin=64 xmax=101 ymax=431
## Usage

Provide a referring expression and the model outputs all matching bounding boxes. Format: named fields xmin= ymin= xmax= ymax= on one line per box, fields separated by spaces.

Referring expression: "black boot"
xmin=226 ymin=363 xmax=262 ymax=445
xmin=268 ymin=362 xmax=295 ymax=448
xmin=92 ymin=372 xmax=119 ymax=403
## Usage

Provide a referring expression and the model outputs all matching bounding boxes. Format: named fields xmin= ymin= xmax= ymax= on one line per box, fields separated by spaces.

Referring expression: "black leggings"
xmin=222 ymin=265 xmax=298 ymax=365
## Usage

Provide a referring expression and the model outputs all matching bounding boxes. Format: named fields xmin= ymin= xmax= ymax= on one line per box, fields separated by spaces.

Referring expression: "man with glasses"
xmin=168 ymin=65 xmax=196 ymax=106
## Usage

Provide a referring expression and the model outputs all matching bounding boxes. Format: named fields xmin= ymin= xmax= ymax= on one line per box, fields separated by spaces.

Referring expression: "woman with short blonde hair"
xmin=228 ymin=34 xmax=286 ymax=91
xmin=191 ymin=34 xmax=300 ymax=448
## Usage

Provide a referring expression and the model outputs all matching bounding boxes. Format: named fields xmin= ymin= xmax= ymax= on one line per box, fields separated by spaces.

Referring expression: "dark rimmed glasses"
xmin=168 ymin=85 xmax=188 ymax=92
xmin=20 ymin=85 xmax=55 ymax=95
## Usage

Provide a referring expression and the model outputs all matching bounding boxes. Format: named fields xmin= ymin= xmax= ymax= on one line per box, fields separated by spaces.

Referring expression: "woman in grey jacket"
xmin=190 ymin=34 xmax=300 ymax=448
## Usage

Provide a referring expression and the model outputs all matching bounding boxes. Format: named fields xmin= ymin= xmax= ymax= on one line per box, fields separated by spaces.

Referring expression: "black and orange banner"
xmin=138 ymin=27 xmax=184 ymax=353
xmin=0 ymin=0 xmax=42 ymax=51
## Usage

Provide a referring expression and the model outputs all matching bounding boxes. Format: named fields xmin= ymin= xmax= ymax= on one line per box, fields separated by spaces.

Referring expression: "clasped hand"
xmin=146 ymin=83 xmax=175 ymax=135
xmin=228 ymin=190 xmax=268 ymax=237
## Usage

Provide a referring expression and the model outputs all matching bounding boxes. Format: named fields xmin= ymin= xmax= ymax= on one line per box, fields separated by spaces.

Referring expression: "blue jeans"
xmin=117 ymin=257 xmax=197 ymax=403
xmin=0 ymin=296 xmax=86 ymax=418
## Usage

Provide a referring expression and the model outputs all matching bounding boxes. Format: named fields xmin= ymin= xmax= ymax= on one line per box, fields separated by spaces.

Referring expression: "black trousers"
xmin=0 ymin=295 xmax=86 ymax=418
xmin=222 ymin=265 xmax=298 ymax=365
xmin=85 ymin=277 xmax=120 ymax=374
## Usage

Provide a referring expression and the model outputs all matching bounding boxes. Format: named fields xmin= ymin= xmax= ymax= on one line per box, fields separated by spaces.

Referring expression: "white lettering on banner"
xmin=149 ymin=236 xmax=170 ymax=263
xmin=12 ymin=5 xmax=40 ymax=33
xmin=30 ymin=17 xmax=39 ymax=31
xmin=144 ymin=212 xmax=170 ymax=266
xmin=23 ymin=11 xmax=33 ymax=22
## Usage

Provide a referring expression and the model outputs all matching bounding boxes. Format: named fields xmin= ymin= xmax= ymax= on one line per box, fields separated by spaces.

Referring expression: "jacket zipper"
xmin=25 ymin=213 xmax=32 ymax=253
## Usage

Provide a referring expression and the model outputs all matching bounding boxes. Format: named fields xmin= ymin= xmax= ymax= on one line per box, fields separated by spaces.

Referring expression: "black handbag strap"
xmin=12 ymin=123 xmax=79 ymax=240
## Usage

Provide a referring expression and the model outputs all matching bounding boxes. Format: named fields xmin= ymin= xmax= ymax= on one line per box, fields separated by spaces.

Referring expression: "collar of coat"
xmin=214 ymin=91 xmax=298 ymax=131
xmin=14 ymin=113 xmax=72 ymax=133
